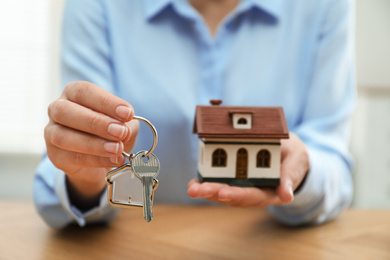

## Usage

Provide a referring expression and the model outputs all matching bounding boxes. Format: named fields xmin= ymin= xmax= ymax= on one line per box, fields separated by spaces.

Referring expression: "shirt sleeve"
xmin=267 ymin=0 xmax=356 ymax=225
xmin=33 ymin=0 xmax=118 ymax=229
xmin=34 ymin=155 xmax=119 ymax=229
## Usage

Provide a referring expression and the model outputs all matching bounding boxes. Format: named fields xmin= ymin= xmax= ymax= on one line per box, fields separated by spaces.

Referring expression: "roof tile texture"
xmin=194 ymin=106 xmax=289 ymax=139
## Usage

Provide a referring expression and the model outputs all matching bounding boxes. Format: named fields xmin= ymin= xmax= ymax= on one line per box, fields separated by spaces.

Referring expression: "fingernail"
xmin=116 ymin=106 xmax=132 ymax=120
xmin=108 ymin=124 xmax=126 ymax=139
xmin=104 ymin=142 xmax=120 ymax=154
xmin=289 ymin=185 xmax=294 ymax=202
xmin=110 ymin=157 xmax=119 ymax=164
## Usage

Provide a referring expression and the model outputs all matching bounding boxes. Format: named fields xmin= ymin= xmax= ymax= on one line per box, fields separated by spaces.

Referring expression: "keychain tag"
xmin=106 ymin=163 xmax=143 ymax=208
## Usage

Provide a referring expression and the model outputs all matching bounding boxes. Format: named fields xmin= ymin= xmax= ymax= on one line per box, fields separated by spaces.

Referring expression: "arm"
xmin=33 ymin=0 xmax=133 ymax=228
xmin=268 ymin=0 xmax=356 ymax=225
xmin=188 ymin=0 xmax=356 ymax=225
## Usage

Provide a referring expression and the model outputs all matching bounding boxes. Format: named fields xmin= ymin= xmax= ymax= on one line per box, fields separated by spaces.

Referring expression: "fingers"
xmin=123 ymin=119 xmax=139 ymax=153
xmin=45 ymin=81 xmax=138 ymax=175
xmin=277 ymin=149 xmax=297 ymax=203
xmin=188 ymin=180 xmax=230 ymax=200
xmin=218 ymin=186 xmax=284 ymax=207
xmin=280 ymin=133 xmax=310 ymax=192
xmin=45 ymin=118 xmax=131 ymax=173
xmin=62 ymin=81 xmax=134 ymax=122
xmin=46 ymin=144 xmax=126 ymax=174
xmin=187 ymin=179 xmax=199 ymax=189
xmin=45 ymin=123 xmax=124 ymax=157
xmin=48 ymin=99 xmax=130 ymax=142
xmin=276 ymin=179 xmax=294 ymax=204
xmin=187 ymin=180 xmax=284 ymax=208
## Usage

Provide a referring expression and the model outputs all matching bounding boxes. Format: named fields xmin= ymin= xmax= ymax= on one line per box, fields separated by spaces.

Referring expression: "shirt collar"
xmin=142 ymin=0 xmax=174 ymax=20
xmin=241 ymin=0 xmax=285 ymax=21
xmin=142 ymin=0 xmax=285 ymax=21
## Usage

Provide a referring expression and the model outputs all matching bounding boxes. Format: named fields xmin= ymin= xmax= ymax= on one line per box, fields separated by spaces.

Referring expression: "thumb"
xmin=122 ymin=119 xmax=139 ymax=154
xmin=277 ymin=178 xmax=294 ymax=204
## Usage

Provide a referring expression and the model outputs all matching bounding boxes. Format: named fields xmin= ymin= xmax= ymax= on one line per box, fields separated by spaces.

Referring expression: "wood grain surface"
xmin=1 ymin=201 xmax=389 ymax=260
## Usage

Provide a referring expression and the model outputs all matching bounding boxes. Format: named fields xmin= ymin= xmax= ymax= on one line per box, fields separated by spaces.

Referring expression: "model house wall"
xmin=198 ymin=138 xmax=281 ymax=179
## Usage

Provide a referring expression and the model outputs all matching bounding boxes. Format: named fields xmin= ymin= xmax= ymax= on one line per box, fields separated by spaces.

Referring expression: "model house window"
xmin=212 ymin=149 xmax=227 ymax=167
xmin=238 ymin=118 xmax=247 ymax=124
xmin=257 ymin=150 xmax=271 ymax=167
xmin=232 ymin=113 xmax=252 ymax=129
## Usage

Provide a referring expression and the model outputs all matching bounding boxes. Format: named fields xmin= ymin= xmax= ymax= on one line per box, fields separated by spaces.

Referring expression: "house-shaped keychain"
xmin=105 ymin=164 xmax=144 ymax=208
xmin=193 ymin=100 xmax=289 ymax=187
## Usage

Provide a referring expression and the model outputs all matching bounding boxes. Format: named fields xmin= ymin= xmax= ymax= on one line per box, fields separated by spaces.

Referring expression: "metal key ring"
xmin=122 ymin=115 xmax=158 ymax=158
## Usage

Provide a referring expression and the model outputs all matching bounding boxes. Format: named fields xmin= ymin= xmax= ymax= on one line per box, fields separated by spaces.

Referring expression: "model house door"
xmin=236 ymin=148 xmax=248 ymax=179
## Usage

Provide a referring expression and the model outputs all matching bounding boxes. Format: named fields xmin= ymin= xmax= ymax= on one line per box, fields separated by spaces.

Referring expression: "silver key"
xmin=131 ymin=150 xmax=160 ymax=222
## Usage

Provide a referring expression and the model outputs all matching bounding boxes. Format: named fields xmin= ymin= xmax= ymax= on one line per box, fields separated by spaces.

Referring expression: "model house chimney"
xmin=210 ymin=100 xmax=222 ymax=106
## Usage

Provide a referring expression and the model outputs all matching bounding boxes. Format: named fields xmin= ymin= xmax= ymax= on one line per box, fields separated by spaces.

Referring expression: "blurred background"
xmin=0 ymin=0 xmax=389 ymax=208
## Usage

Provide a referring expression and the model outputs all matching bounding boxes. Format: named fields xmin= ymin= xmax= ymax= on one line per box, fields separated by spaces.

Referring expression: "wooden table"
xmin=1 ymin=202 xmax=389 ymax=260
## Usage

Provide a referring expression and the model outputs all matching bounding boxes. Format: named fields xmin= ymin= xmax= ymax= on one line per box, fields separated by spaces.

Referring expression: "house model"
xmin=193 ymin=100 xmax=289 ymax=187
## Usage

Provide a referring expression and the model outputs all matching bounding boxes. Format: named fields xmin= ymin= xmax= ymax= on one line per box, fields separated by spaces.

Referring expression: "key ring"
xmin=122 ymin=115 xmax=158 ymax=158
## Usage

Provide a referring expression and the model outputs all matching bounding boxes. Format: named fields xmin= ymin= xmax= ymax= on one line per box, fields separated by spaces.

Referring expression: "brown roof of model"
xmin=193 ymin=104 xmax=289 ymax=139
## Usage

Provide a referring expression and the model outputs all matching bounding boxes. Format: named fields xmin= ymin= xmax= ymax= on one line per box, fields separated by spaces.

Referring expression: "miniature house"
xmin=193 ymin=100 xmax=289 ymax=187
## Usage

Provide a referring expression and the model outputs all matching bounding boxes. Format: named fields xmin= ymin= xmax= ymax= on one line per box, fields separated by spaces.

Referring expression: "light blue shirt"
xmin=34 ymin=0 xmax=356 ymax=228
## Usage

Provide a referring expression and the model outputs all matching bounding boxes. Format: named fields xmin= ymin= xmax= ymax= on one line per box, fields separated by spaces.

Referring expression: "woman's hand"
xmin=187 ymin=133 xmax=309 ymax=208
xmin=44 ymin=81 xmax=139 ymax=209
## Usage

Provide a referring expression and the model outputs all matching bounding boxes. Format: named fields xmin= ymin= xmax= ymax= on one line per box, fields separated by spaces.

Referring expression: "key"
xmin=131 ymin=150 xmax=160 ymax=222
